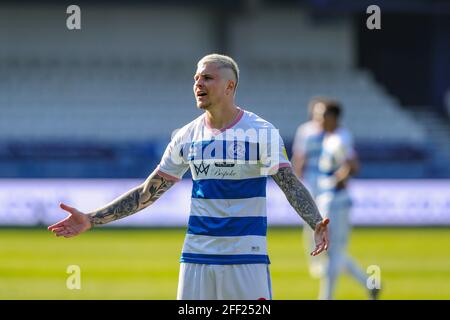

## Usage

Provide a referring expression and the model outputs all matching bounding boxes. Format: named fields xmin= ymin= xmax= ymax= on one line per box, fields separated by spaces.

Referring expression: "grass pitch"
xmin=0 ymin=227 xmax=449 ymax=299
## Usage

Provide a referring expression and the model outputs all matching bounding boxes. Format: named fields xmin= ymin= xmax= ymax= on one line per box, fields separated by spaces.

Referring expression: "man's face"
xmin=312 ymin=102 xmax=337 ymax=131
xmin=193 ymin=62 xmax=231 ymax=110
xmin=312 ymin=102 xmax=326 ymax=126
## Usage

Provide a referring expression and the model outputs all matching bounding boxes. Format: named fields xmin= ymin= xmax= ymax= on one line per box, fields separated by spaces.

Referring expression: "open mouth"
xmin=196 ymin=91 xmax=207 ymax=97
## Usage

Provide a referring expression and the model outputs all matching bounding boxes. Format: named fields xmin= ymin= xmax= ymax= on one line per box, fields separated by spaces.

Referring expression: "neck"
xmin=205 ymin=103 xmax=240 ymax=130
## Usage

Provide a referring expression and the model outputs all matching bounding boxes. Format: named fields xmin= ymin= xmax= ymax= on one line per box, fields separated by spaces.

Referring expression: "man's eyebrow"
xmin=194 ymin=73 xmax=214 ymax=78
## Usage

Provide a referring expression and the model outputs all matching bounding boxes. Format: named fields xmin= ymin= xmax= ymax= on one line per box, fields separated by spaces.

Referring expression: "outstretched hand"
xmin=47 ymin=203 xmax=92 ymax=238
xmin=311 ymin=218 xmax=330 ymax=256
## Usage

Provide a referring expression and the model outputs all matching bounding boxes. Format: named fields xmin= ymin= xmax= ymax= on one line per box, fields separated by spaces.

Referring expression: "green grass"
xmin=0 ymin=227 xmax=449 ymax=299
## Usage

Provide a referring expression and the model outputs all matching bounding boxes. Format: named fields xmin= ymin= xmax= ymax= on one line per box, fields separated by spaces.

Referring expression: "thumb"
xmin=316 ymin=218 xmax=330 ymax=231
xmin=60 ymin=203 xmax=79 ymax=215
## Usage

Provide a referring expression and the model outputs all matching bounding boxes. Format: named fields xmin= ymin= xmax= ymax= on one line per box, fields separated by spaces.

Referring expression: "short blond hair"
xmin=198 ymin=54 xmax=240 ymax=91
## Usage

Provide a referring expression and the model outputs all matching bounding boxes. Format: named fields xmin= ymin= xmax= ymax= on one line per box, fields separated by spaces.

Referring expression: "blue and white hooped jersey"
xmin=293 ymin=123 xmax=355 ymax=197
xmin=316 ymin=127 xmax=355 ymax=195
xmin=157 ymin=108 xmax=291 ymax=265
xmin=315 ymin=128 xmax=355 ymax=212
xmin=292 ymin=121 xmax=324 ymax=197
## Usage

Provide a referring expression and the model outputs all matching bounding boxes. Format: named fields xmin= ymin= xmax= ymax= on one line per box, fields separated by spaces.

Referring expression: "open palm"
xmin=47 ymin=203 xmax=92 ymax=238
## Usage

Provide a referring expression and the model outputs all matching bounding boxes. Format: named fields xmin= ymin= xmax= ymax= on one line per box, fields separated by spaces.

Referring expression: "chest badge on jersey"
xmin=227 ymin=141 xmax=246 ymax=159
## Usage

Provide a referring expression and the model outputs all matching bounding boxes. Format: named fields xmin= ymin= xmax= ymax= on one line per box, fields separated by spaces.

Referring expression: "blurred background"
xmin=0 ymin=0 xmax=449 ymax=299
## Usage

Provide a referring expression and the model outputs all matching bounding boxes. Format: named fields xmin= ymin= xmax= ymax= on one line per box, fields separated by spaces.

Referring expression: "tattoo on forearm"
xmin=88 ymin=173 xmax=175 ymax=226
xmin=271 ymin=167 xmax=322 ymax=230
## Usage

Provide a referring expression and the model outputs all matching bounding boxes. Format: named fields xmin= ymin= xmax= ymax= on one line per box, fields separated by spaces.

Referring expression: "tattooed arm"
xmin=272 ymin=166 xmax=322 ymax=229
xmin=88 ymin=171 xmax=175 ymax=226
xmin=271 ymin=166 xmax=329 ymax=255
xmin=47 ymin=170 xmax=176 ymax=237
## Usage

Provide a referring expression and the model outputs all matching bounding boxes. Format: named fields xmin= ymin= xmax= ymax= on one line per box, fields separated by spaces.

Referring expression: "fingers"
xmin=311 ymin=218 xmax=330 ymax=256
xmin=47 ymin=223 xmax=60 ymax=231
xmin=54 ymin=230 xmax=70 ymax=237
xmin=310 ymin=242 xmax=326 ymax=256
xmin=51 ymin=226 xmax=69 ymax=236
xmin=48 ymin=219 xmax=69 ymax=231
xmin=52 ymin=226 xmax=77 ymax=238
xmin=53 ymin=228 xmax=69 ymax=237
xmin=311 ymin=242 xmax=327 ymax=256
xmin=48 ymin=203 xmax=79 ymax=231
xmin=320 ymin=226 xmax=330 ymax=252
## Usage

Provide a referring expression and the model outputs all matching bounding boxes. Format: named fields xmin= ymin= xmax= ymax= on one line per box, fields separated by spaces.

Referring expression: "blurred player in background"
xmin=48 ymin=54 xmax=329 ymax=300
xmin=292 ymin=98 xmax=328 ymax=278
xmin=292 ymin=98 xmax=379 ymax=300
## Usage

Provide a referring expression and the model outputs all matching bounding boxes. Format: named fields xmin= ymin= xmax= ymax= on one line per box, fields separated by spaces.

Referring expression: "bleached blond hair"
xmin=197 ymin=54 xmax=239 ymax=92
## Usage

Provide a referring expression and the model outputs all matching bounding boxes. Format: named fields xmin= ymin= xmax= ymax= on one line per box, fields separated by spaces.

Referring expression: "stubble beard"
xmin=196 ymin=101 xmax=211 ymax=110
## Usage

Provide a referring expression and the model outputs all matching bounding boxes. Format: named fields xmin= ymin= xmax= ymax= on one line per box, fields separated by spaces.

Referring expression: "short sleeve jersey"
xmin=158 ymin=108 xmax=290 ymax=265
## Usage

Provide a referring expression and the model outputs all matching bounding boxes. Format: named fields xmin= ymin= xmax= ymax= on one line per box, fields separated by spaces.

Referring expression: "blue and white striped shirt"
xmin=157 ymin=108 xmax=290 ymax=265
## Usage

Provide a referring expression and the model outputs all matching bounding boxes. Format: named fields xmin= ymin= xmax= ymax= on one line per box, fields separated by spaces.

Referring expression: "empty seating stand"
xmin=0 ymin=58 xmax=431 ymax=178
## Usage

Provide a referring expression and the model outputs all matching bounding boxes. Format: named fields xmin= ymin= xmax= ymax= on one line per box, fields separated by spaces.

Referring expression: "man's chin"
xmin=196 ymin=103 xmax=210 ymax=110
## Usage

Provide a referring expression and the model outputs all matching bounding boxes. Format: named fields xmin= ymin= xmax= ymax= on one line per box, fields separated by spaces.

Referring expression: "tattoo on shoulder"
xmin=89 ymin=173 xmax=175 ymax=226
xmin=271 ymin=167 xmax=322 ymax=230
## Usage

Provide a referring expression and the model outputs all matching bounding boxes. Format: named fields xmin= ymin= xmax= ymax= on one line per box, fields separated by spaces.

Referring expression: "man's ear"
xmin=226 ymin=80 xmax=236 ymax=94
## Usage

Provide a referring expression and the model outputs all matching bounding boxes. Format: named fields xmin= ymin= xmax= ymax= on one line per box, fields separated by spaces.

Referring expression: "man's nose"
xmin=195 ymin=79 xmax=204 ymax=87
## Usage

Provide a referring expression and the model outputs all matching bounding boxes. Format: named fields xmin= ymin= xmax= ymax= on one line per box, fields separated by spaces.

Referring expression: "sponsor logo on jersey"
xmin=214 ymin=162 xmax=235 ymax=167
xmin=193 ymin=162 xmax=210 ymax=176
